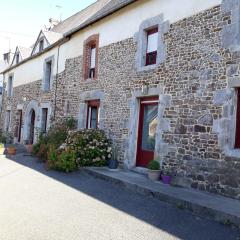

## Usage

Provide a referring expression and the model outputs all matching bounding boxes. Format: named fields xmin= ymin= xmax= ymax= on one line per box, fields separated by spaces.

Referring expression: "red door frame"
xmin=235 ymin=88 xmax=240 ymax=148
xmin=136 ymin=96 xmax=159 ymax=167
xmin=86 ymin=100 xmax=100 ymax=129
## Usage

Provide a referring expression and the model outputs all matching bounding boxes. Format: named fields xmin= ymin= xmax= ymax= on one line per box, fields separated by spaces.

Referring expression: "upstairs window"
xmin=43 ymin=60 xmax=52 ymax=91
xmin=86 ymin=100 xmax=100 ymax=129
xmin=146 ymin=28 xmax=158 ymax=66
xmin=39 ymin=39 xmax=44 ymax=52
xmin=16 ymin=53 xmax=20 ymax=64
xmin=89 ymin=46 xmax=96 ymax=79
xmin=7 ymin=76 xmax=13 ymax=97
xmin=83 ymin=34 xmax=99 ymax=80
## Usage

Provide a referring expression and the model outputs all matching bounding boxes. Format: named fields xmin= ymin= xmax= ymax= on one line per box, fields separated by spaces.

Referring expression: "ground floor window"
xmin=41 ymin=108 xmax=48 ymax=133
xmin=86 ymin=100 xmax=100 ymax=129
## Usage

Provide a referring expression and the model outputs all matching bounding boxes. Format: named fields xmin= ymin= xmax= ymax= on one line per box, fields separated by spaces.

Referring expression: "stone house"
xmin=1 ymin=0 xmax=240 ymax=199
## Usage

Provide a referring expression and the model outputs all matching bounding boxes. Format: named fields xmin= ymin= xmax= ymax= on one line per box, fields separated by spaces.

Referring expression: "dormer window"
xmin=16 ymin=53 xmax=20 ymax=64
xmin=39 ymin=39 xmax=44 ymax=52
xmin=146 ymin=28 xmax=158 ymax=66
xmin=89 ymin=46 xmax=96 ymax=79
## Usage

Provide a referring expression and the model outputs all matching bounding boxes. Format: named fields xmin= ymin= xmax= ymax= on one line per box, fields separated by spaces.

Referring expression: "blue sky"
xmin=0 ymin=0 xmax=96 ymax=59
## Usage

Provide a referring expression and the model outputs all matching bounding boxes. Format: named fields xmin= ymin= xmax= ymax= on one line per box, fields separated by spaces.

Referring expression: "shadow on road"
xmin=4 ymin=154 xmax=240 ymax=240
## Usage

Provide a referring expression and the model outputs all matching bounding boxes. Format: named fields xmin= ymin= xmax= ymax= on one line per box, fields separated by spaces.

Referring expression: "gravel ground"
xmin=0 ymin=154 xmax=239 ymax=240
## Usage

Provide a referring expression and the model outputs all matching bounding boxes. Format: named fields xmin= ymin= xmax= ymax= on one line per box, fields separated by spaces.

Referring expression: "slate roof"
xmin=43 ymin=31 xmax=63 ymax=45
xmin=52 ymin=0 xmax=111 ymax=34
xmin=2 ymin=0 xmax=137 ymax=73
xmin=18 ymin=46 xmax=32 ymax=60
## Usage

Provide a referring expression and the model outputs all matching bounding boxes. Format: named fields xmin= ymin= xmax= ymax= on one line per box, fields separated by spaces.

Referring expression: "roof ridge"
xmin=52 ymin=0 xmax=111 ymax=33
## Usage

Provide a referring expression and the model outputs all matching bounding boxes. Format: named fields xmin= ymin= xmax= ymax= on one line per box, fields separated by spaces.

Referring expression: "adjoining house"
xmin=1 ymin=0 xmax=240 ymax=200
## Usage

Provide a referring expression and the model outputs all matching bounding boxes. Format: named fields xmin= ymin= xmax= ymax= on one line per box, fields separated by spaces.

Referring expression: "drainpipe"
xmin=53 ymin=44 xmax=60 ymax=121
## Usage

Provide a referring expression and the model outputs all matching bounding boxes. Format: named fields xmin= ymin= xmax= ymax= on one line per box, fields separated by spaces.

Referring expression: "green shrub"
xmin=32 ymin=120 xmax=112 ymax=172
xmin=148 ymin=160 xmax=160 ymax=170
xmin=55 ymin=151 xmax=77 ymax=172
xmin=0 ymin=130 xmax=12 ymax=144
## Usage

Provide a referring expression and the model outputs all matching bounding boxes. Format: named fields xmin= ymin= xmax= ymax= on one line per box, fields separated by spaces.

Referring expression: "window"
xmin=43 ymin=60 xmax=52 ymax=91
xmin=6 ymin=110 xmax=11 ymax=132
xmin=89 ymin=46 xmax=96 ymax=79
xmin=83 ymin=34 xmax=99 ymax=80
xmin=86 ymin=100 xmax=100 ymax=129
xmin=16 ymin=53 xmax=20 ymax=64
xmin=41 ymin=108 xmax=48 ymax=133
xmin=146 ymin=28 xmax=158 ymax=66
xmin=7 ymin=76 xmax=13 ymax=97
xmin=39 ymin=40 xmax=44 ymax=52
xmin=235 ymin=88 xmax=240 ymax=148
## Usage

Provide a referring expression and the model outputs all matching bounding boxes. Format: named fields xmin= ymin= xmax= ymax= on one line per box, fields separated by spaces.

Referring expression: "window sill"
xmin=224 ymin=148 xmax=240 ymax=158
xmin=136 ymin=64 xmax=157 ymax=73
xmin=41 ymin=89 xmax=51 ymax=93
xmin=84 ymin=78 xmax=98 ymax=82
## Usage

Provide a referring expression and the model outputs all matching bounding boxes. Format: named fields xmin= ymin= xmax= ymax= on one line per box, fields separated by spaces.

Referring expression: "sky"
xmin=0 ymin=0 xmax=96 ymax=60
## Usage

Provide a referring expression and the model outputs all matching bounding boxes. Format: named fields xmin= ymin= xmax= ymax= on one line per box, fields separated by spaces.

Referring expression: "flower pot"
xmin=148 ymin=170 xmax=161 ymax=181
xmin=108 ymin=159 xmax=118 ymax=169
xmin=25 ymin=144 xmax=33 ymax=153
xmin=7 ymin=148 xmax=16 ymax=155
xmin=162 ymin=175 xmax=172 ymax=184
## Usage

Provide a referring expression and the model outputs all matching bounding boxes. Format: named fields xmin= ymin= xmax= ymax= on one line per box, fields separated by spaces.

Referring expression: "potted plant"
xmin=25 ymin=140 xmax=33 ymax=153
xmin=147 ymin=160 xmax=161 ymax=181
xmin=161 ymin=167 xmax=172 ymax=184
xmin=7 ymin=145 xmax=16 ymax=155
xmin=0 ymin=143 xmax=5 ymax=155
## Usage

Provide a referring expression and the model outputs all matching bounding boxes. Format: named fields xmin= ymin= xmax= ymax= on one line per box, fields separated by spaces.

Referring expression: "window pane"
xmin=90 ymin=47 xmax=96 ymax=68
xmin=141 ymin=105 xmax=158 ymax=151
xmin=45 ymin=61 xmax=52 ymax=90
xmin=41 ymin=108 xmax=48 ymax=133
xmin=147 ymin=32 xmax=158 ymax=53
xmin=90 ymin=107 xmax=98 ymax=129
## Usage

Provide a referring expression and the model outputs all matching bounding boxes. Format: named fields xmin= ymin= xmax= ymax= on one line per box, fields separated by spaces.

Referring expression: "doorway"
xmin=136 ymin=97 xmax=159 ymax=167
xmin=17 ymin=110 xmax=23 ymax=142
xmin=29 ymin=110 xmax=35 ymax=144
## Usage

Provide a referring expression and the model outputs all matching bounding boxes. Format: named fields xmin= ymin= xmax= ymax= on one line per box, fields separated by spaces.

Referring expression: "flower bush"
xmin=32 ymin=119 xmax=112 ymax=172
xmin=63 ymin=129 xmax=112 ymax=167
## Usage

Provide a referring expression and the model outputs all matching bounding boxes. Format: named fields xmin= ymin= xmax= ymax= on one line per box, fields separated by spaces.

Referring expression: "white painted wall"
xmin=5 ymin=0 xmax=222 ymax=87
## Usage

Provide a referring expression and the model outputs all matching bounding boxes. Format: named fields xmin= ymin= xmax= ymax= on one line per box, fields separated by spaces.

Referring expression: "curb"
xmin=83 ymin=168 xmax=240 ymax=228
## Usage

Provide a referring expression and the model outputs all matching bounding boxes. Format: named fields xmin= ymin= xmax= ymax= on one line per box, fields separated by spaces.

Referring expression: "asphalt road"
xmin=0 ymin=154 xmax=239 ymax=240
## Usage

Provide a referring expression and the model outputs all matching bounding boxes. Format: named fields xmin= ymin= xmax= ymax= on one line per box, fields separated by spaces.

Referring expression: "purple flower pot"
xmin=161 ymin=175 xmax=172 ymax=184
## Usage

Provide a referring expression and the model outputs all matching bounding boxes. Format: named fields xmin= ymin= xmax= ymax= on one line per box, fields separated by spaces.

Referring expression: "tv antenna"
xmin=56 ymin=5 xmax=63 ymax=22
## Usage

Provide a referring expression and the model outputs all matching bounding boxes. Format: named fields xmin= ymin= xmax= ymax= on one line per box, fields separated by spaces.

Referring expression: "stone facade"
xmin=2 ymin=2 xmax=240 ymax=199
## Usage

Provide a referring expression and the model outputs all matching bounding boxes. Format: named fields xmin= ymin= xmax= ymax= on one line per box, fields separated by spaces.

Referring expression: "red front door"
xmin=136 ymin=97 xmax=159 ymax=167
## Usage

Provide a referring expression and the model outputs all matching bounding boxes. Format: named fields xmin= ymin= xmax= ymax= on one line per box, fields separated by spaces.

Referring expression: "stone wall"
xmin=2 ymin=3 xmax=240 ymax=199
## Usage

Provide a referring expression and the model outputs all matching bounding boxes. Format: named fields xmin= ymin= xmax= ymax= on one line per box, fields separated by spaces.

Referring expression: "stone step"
xmin=83 ymin=167 xmax=240 ymax=228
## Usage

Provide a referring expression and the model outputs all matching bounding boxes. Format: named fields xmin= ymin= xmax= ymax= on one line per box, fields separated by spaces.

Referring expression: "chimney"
xmin=49 ymin=18 xmax=59 ymax=29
